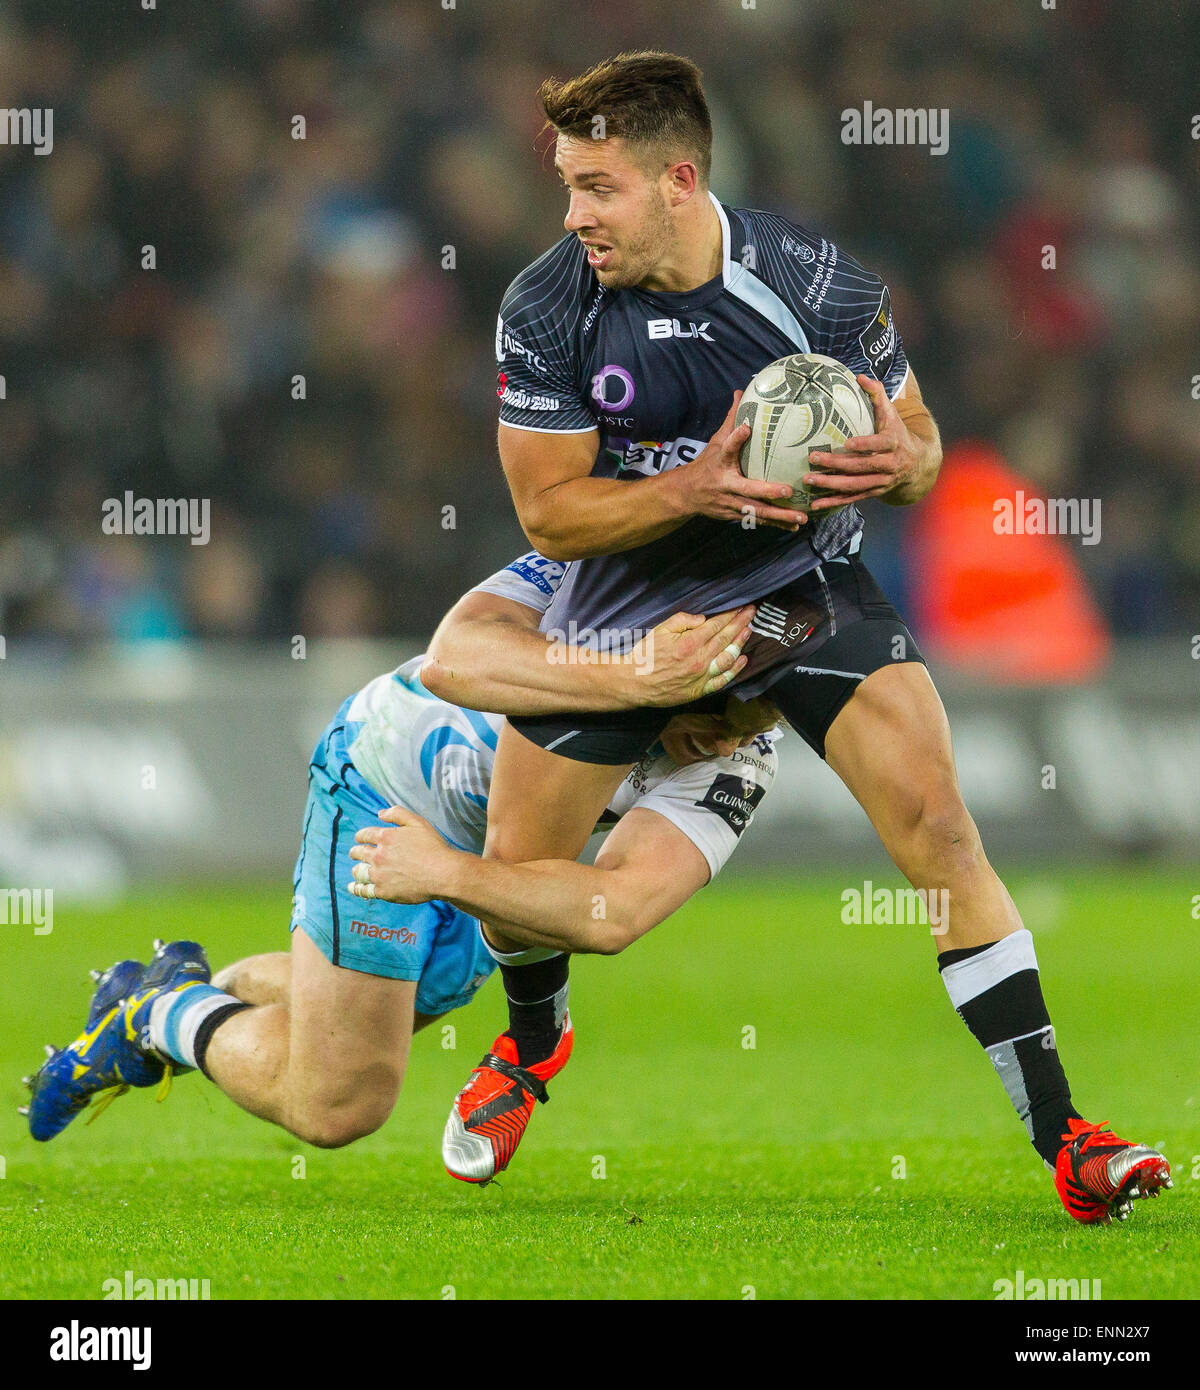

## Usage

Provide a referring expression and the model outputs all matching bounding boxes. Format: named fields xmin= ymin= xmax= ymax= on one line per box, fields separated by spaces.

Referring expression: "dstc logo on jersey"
xmin=591 ymin=364 xmax=635 ymax=413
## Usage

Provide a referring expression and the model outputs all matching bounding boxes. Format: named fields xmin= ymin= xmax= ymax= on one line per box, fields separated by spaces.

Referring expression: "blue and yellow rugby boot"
xmin=23 ymin=939 xmax=211 ymax=1141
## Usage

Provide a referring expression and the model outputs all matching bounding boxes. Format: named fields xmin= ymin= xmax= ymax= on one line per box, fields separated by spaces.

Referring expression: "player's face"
xmin=555 ymin=136 xmax=674 ymax=291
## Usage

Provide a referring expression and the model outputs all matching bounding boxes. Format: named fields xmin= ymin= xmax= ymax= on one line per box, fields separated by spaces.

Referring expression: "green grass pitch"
xmin=1 ymin=870 xmax=1195 ymax=1300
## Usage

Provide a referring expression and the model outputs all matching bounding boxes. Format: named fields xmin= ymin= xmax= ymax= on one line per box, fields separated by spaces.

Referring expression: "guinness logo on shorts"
xmin=696 ymin=773 xmax=766 ymax=836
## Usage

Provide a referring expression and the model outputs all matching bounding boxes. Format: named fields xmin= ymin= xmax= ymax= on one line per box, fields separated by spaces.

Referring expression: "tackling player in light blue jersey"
xmin=289 ymin=553 xmax=769 ymax=1008
xmin=23 ymin=556 xmax=780 ymax=1156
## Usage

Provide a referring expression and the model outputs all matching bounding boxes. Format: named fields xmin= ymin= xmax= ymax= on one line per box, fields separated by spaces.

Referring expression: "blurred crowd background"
xmin=0 ymin=0 xmax=1196 ymax=650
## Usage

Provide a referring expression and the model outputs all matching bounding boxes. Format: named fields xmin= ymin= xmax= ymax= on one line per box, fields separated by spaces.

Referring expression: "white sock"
xmin=148 ymin=983 xmax=242 ymax=1070
xmin=477 ymin=922 xmax=563 ymax=968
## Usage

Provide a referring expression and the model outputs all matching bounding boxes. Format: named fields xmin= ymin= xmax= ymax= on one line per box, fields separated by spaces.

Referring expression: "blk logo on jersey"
xmin=647 ymin=318 xmax=714 ymax=342
xmin=697 ymin=773 xmax=766 ymax=835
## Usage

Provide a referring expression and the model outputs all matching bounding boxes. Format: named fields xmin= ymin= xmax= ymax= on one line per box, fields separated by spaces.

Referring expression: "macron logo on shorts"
xmin=350 ymin=920 xmax=417 ymax=946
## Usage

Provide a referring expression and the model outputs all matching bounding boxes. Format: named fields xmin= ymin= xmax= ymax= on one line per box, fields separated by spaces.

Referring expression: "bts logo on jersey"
xmin=859 ymin=288 xmax=897 ymax=379
xmin=619 ymin=436 xmax=707 ymax=478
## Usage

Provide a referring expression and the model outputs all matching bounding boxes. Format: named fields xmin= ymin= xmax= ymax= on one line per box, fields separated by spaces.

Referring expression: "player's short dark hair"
xmin=539 ymin=51 xmax=712 ymax=182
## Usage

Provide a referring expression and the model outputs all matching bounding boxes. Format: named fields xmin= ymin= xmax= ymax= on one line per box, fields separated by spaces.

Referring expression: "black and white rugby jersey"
xmin=495 ymin=192 xmax=909 ymax=645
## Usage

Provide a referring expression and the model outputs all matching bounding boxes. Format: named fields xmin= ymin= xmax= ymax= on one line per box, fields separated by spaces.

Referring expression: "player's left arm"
xmin=422 ymin=589 xmax=751 ymax=715
xmin=805 ymin=368 xmax=943 ymax=512
xmin=348 ymin=805 xmax=709 ymax=956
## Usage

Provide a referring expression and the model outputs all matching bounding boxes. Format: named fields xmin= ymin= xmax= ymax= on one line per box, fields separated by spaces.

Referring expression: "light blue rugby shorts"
xmin=290 ymin=698 xmax=497 ymax=1017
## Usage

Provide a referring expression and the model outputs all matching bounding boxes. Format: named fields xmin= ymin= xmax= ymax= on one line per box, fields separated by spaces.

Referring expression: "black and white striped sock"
xmin=938 ymin=929 xmax=1080 ymax=1167
xmin=480 ymin=930 xmax=568 ymax=1066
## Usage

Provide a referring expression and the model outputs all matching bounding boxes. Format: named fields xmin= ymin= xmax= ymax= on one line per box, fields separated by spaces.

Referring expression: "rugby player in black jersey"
xmin=387 ymin=51 xmax=1168 ymax=1223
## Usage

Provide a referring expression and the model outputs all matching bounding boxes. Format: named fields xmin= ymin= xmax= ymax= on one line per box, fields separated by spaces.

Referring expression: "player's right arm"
xmin=500 ymin=401 xmax=803 ymax=561
xmin=348 ymin=722 xmax=779 ymax=953
xmin=353 ymin=802 xmax=709 ymax=956
xmin=495 ymin=247 xmax=803 ymax=561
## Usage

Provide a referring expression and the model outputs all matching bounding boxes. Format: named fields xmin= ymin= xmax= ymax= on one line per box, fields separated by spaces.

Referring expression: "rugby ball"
xmin=736 ymin=353 xmax=875 ymax=514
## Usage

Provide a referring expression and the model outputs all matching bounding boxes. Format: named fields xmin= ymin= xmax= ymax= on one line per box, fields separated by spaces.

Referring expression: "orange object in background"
xmin=905 ymin=441 xmax=1111 ymax=683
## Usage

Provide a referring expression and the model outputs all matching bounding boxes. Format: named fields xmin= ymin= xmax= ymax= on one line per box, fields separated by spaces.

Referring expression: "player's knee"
xmin=292 ymin=1092 xmax=395 ymax=1149
xmin=212 ymin=952 xmax=287 ymax=1004
xmin=482 ymin=811 xmax=546 ymax=866
xmin=903 ymin=785 xmax=983 ymax=879
xmin=290 ymin=1064 xmax=402 ymax=1148
xmin=481 ymin=828 xmax=526 ymax=867
xmin=294 ymin=1115 xmax=366 ymax=1150
xmin=211 ymin=955 xmax=261 ymax=996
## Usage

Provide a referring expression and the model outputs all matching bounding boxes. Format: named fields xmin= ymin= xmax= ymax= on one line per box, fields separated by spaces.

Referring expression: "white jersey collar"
xmin=709 ymin=190 xmax=735 ymax=285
